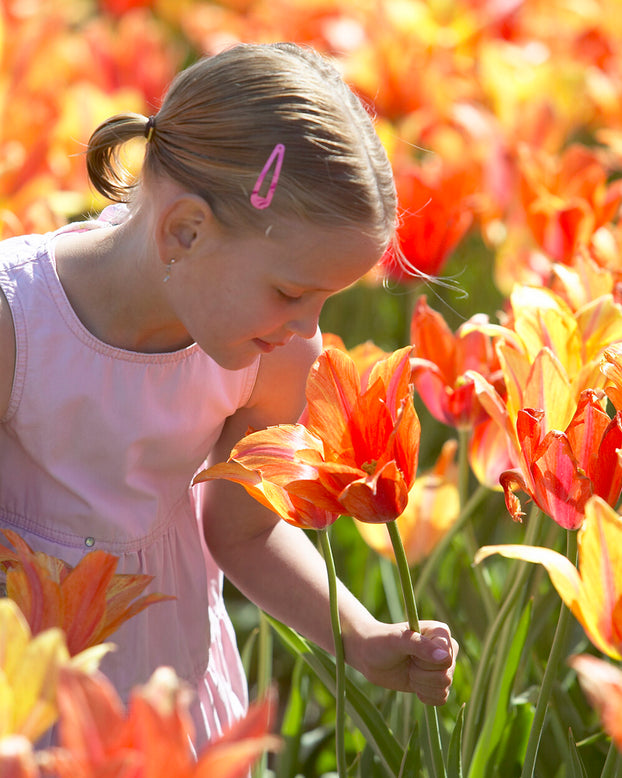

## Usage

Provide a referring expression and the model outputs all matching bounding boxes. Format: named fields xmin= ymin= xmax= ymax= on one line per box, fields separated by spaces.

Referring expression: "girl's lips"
xmin=254 ymin=335 xmax=292 ymax=353
xmin=253 ymin=338 xmax=278 ymax=353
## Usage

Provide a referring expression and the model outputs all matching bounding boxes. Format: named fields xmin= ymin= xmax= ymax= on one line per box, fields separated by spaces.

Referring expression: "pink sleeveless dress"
xmin=0 ymin=207 xmax=259 ymax=750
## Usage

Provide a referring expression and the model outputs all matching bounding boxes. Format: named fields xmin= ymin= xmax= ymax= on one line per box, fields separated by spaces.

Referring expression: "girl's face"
xmin=168 ymin=217 xmax=382 ymax=370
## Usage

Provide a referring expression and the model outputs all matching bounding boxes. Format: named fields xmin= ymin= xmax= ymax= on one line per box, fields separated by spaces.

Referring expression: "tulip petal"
xmin=305 ymin=348 xmax=361 ymax=462
xmin=569 ymin=654 xmax=622 ymax=748
xmin=339 ymin=460 xmax=410 ymax=524
xmin=474 ymin=544 xmax=582 ymax=618
xmin=577 ymin=496 xmax=622 ymax=659
xmin=60 ymin=551 xmax=118 ymax=655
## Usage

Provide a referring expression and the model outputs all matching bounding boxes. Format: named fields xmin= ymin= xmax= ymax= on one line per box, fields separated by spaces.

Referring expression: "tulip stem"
xmin=457 ymin=428 xmax=497 ymax=623
xmin=318 ymin=528 xmax=347 ymax=778
xmin=520 ymin=529 xmax=577 ymax=778
xmin=387 ymin=520 xmax=447 ymax=778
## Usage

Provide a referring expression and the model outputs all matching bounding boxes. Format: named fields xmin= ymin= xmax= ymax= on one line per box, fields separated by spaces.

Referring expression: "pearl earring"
xmin=163 ymin=257 xmax=177 ymax=283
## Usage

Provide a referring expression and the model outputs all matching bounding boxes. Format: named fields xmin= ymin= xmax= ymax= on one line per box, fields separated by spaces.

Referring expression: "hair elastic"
xmin=250 ymin=143 xmax=285 ymax=210
xmin=145 ymin=115 xmax=156 ymax=143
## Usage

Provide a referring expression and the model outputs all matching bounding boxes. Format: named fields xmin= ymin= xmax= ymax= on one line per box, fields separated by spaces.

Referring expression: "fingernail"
xmin=433 ymin=648 xmax=449 ymax=661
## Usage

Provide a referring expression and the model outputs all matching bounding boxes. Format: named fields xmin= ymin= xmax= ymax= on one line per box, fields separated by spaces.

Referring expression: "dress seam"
xmin=0 ymin=491 xmax=192 ymax=554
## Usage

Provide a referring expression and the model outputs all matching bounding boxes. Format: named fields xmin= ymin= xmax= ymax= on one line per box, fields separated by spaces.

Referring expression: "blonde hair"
xmin=86 ymin=42 xmax=396 ymax=250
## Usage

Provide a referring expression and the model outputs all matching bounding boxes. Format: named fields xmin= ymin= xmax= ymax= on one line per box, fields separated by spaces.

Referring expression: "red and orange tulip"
xmin=320 ymin=333 xmax=388 ymax=386
xmin=498 ymin=390 xmax=622 ymax=528
xmin=517 ymin=143 xmax=622 ymax=264
xmin=196 ymin=347 xmax=420 ymax=525
xmin=568 ymin=655 xmax=622 ymax=751
xmin=356 ymin=439 xmax=459 ymax=566
xmin=41 ymin=665 xmax=279 ymax=778
xmin=409 ymin=296 xmax=501 ymax=428
xmin=0 ymin=599 xmax=110 ymax=746
xmin=0 ymin=530 xmax=174 ymax=656
xmin=381 ymin=162 xmax=475 ymax=280
xmin=476 ymin=495 xmax=622 ymax=659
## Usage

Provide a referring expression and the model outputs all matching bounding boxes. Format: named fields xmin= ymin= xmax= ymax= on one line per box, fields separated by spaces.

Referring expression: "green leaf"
xmin=275 ymin=657 xmax=310 ymax=778
xmin=567 ymin=728 xmax=588 ymax=778
xmin=398 ymin=720 xmax=422 ymax=778
xmin=267 ymin=616 xmax=403 ymax=776
xmin=467 ymin=599 xmax=533 ymax=778
xmin=447 ymin=704 xmax=465 ymax=778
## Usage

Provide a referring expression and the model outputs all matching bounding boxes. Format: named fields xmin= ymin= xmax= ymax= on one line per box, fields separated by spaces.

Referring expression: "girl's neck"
xmin=53 ymin=219 xmax=193 ymax=354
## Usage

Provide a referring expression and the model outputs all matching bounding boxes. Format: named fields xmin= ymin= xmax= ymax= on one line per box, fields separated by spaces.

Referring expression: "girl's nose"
xmin=288 ymin=302 xmax=322 ymax=340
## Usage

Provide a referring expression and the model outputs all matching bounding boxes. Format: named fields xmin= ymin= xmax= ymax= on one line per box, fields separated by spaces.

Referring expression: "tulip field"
xmin=3 ymin=0 xmax=622 ymax=776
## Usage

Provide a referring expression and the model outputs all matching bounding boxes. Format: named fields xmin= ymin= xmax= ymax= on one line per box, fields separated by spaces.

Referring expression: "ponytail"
xmin=86 ymin=113 xmax=151 ymax=202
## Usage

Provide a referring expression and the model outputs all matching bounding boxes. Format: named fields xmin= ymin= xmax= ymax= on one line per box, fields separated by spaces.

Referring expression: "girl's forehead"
xmin=270 ymin=225 xmax=381 ymax=290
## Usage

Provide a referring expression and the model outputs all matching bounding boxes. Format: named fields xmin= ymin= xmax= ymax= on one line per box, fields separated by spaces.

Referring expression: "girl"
xmin=0 ymin=42 xmax=457 ymax=749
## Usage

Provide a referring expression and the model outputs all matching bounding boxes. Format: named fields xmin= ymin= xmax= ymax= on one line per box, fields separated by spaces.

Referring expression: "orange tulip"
xmin=0 ymin=530 xmax=174 ymax=656
xmin=499 ymin=390 xmax=622 ymax=528
xmin=196 ymin=347 xmax=421 ymax=524
xmin=320 ymin=333 xmax=388 ymax=386
xmin=356 ymin=439 xmax=459 ymax=566
xmin=0 ymin=598 xmax=111 ymax=747
xmin=517 ymin=144 xmax=622 ymax=264
xmin=43 ymin=665 xmax=279 ymax=778
xmin=410 ymin=296 xmax=501 ymax=428
xmin=381 ymin=162 xmax=475 ymax=280
xmin=475 ymin=495 xmax=622 ymax=659
xmin=568 ymin=655 xmax=622 ymax=750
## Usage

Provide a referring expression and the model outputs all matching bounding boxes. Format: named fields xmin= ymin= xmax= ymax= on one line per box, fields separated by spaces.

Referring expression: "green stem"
xmin=414 ymin=483 xmax=490 ymax=601
xmin=318 ymin=529 xmax=347 ymax=778
xmin=520 ymin=529 xmax=578 ymax=778
xmin=462 ymin=504 xmax=542 ymax=764
xmin=387 ymin=520 xmax=447 ymax=778
xmin=252 ymin=611 xmax=273 ymax=778
xmin=457 ymin=428 xmax=497 ymax=623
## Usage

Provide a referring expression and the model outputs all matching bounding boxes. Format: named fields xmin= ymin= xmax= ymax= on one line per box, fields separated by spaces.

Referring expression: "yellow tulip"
xmin=0 ymin=599 xmax=110 ymax=744
xmin=475 ymin=495 xmax=622 ymax=659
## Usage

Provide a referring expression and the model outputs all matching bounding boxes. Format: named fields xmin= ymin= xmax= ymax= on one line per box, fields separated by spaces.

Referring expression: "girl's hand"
xmin=344 ymin=619 xmax=458 ymax=706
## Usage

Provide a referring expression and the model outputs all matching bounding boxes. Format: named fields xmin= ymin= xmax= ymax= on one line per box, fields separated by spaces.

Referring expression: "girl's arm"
xmin=201 ymin=334 xmax=456 ymax=705
xmin=0 ymin=288 xmax=16 ymax=419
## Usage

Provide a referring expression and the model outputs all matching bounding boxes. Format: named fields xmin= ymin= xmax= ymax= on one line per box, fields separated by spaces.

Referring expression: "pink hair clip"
xmin=250 ymin=143 xmax=285 ymax=210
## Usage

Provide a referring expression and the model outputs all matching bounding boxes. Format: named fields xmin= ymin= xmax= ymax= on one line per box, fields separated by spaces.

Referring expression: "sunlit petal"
xmin=474 ymin=543 xmax=582 ymax=617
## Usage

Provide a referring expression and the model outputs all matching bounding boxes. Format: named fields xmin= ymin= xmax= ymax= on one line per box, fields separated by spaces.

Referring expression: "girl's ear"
xmin=158 ymin=193 xmax=215 ymax=256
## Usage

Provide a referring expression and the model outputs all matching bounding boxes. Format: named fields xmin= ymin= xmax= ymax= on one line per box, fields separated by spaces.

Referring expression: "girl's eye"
xmin=277 ymin=288 xmax=303 ymax=302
